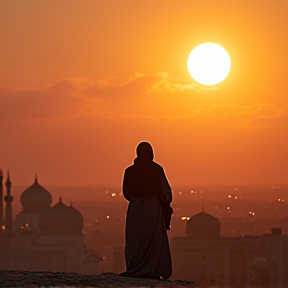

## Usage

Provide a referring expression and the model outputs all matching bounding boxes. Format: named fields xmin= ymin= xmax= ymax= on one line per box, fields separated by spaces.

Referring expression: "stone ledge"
xmin=0 ymin=270 xmax=196 ymax=287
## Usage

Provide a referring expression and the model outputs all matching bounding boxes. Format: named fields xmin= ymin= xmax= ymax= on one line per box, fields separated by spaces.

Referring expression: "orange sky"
xmin=0 ymin=0 xmax=287 ymax=186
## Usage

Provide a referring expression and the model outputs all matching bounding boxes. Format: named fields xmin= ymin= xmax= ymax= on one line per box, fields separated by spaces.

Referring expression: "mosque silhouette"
xmin=171 ymin=208 xmax=287 ymax=287
xmin=0 ymin=170 xmax=102 ymax=274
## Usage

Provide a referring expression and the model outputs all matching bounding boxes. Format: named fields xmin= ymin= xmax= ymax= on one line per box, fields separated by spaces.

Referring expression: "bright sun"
xmin=187 ymin=43 xmax=231 ymax=86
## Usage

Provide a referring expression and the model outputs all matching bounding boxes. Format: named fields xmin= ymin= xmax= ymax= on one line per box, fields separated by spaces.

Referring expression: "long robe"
xmin=121 ymin=159 xmax=172 ymax=279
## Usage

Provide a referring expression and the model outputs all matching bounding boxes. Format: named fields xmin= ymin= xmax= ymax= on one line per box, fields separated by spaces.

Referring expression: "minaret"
xmin=4 ymin=171 xmax=13 ymax=233
xmin=0 ymin=169 xmax=3 ymax=225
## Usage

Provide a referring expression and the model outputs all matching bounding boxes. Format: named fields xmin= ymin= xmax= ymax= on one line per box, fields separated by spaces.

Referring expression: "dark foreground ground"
xmin=0 ymin=270 xmax=197 ymax=288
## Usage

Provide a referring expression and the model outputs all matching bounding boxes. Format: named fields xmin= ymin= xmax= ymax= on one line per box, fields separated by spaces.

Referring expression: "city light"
xmin=228 ymin=194 xmax=238 ymax=200
xmin=106 ymin=215 xmax=110 ymax=219
xmin=248 ymin=211 xmax=256 ymax=218
xmin=20 ymin=223 xmax=30 ymax=231
xmin=111 ymin=193 xmax=116 ymax=197
xmin=181 ymin=216 xmax=190 ymax=221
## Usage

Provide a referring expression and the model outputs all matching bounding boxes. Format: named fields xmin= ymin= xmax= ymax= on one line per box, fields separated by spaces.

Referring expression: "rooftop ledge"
xmin=0 ymin=270 xmax=196 ymax=287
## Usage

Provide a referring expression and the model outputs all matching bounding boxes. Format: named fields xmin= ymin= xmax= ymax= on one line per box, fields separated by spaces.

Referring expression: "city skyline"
xmin=0 ymin=170 xmax=287 ymax=287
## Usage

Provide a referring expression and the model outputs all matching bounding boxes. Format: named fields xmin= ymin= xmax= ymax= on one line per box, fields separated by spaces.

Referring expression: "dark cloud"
xmin=0 ymin=81 xmax=83 ymax=121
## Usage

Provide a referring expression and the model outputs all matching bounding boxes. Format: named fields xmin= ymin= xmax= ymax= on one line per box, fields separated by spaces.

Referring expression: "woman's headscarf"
xmin=136 ymin=142 xmax=154 ymax=161
xmin=128 ymin=142 xmax=160 ymax=197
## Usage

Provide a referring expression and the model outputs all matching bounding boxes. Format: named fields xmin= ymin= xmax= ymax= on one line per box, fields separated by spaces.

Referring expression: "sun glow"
xmin=187 ymin=43 xmax=231 ymax=86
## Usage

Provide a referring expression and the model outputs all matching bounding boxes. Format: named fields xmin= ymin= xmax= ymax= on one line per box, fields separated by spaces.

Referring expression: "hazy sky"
xmin=0 ymin=0 xmax=287 ymax=186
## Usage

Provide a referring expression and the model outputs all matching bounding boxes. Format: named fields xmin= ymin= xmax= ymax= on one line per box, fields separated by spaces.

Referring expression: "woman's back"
xmin=123 ymin=160 xmax=162 ymax=199
xmin=120 ymin=142 xmax=172 ymax=280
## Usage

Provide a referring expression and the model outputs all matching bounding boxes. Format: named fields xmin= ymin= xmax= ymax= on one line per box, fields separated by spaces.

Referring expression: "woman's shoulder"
xmin=152 ymin=161 xmax=164 ymax=172
xmin=124 ymin=165 xmax=134 ymax=173
xmin=124 ymin=161 xmax=164 ymax=173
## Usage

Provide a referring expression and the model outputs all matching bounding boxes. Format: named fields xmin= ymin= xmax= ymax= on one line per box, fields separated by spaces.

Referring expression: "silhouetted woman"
xmin=120 ymin=142 xmax=172 ymax=280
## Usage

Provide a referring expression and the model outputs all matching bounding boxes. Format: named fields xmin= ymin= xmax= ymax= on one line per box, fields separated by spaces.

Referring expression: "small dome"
xmin=39 ymin=197 xmax=84 ymax=235
xmin=186 ymin=211 xmax=220 ymax=239
xmin=20 ymin=177 xmax=52 ymax=212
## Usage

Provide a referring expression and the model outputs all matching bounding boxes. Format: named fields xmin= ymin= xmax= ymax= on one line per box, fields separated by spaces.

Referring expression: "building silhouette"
xmin=0 ymin=172 xmax=102 ymax=274
xmin=171 ymin=209 xmax=288 ymax=288
xmin=0 ymin=170 xmax=4 ymax=226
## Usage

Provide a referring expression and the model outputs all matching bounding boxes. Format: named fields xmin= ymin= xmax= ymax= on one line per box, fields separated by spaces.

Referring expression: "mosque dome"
xmin=20 ymin=177 xmax=52 ymax=212
xmin=186 ymin=210 xmax=221 ymax=239
xmin=38 ymin=197 xmax=84 ymax=234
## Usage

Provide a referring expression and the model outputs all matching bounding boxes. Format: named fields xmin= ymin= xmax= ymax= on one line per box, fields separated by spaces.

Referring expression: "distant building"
xmin=171 ymin=209 xmax=288 ymax=288
xmin=112 ymin=245 xmax=125 ymax=273
xmin=0 ymin=173 xmax=103 ymax=274
xmin=0 ymin=170 xmax=3 ymax=226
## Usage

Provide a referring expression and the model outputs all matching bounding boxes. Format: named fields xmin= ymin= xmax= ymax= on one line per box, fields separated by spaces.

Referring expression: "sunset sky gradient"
xmin=0 ymin=0 xmax=287 ymax=186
